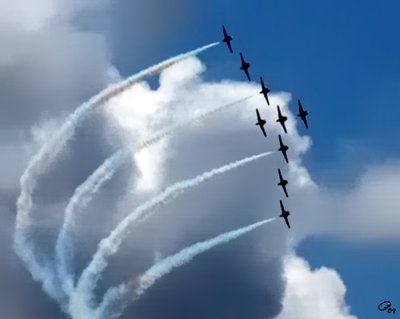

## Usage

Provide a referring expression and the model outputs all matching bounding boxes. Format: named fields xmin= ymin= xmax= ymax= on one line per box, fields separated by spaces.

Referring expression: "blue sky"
xmin=109 ymin=0 xmax=400 ymax=183
xmin=299 ymin=238 xmax=400 ymax=319
xmin=1 ymin=1 xmax=399 ymax=318
xmin=107 ymin=1 xmax=400 ymax=317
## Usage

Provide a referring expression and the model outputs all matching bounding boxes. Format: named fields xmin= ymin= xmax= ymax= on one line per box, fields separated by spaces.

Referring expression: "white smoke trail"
xmin=56 ymin=95 xmax=253 ymax=298
xmin=137 ymin=94 xmax=254 ymax=148
xmin=137 ymin=218 xmax=276 ymax=293
xmin=55 ymin=150 xmax=128 ymax=297
xmin=97 ymin=218 xmax=276 ymax=319
xmin=14 ymin=42 xmax=219 ymax=303
xmin=69 ymin=151 xmax=273 ymax=317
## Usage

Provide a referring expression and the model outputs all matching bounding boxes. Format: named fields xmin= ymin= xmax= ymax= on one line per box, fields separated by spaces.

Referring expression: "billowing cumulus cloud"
xmin=276 ymin=255 xmax=357 ymax=319
xmin=328 ymin=163 xmax=400 ymax=240
xmin=0 ymin=0 xmax=115 ymax=318
xmin=0 ymin=0 xmax=116 ymax=195
xmin=60 ymin=56 xmax=299 ymax=318
xmin=2 ymin=2 xmax=399 ymax=319
xmin=282 ymin=161 xmax=400 ymax=243
xmin=10 ymin=51 xmax=400 ymax=319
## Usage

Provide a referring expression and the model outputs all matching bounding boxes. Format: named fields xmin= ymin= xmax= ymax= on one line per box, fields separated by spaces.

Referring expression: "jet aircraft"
xmin=276 ymin=105 xmax=288 ymax=133
xmin=278 ymin=134 xmax=289 ymax=163
xmin=277 ymin=169 xmax=289 ymax=197
xmin=239 ymin=52 xmax=251 ymax=81
xmin=255 ymin=108 xmax=267 ymax=137
xmin=297 ymin=99 xmax=309 ymax=128
xmin=222 ymin=25 xmax=233 ymax=53
xmin=259 ymin=77 xmax=270 ymax=105
xmin=279 ymin=200 xmax=291 ymax=229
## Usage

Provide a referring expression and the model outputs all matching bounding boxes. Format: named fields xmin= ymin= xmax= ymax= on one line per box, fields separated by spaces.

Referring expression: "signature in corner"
xmin=378 ymin=301 xmax=397 ymax=315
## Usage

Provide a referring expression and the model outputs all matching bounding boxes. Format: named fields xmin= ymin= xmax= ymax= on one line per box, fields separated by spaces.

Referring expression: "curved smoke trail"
xmin=14 ymin=42 xmax=219 ymax=303
xmin=68 ymin=151 xmax=273 ymax=317
xmin=55 ymin=95 xmax=253 ymax=298
xmin=137 ymin=218 xmax=275 ymax=295
xmin=97 ymin=218 xmax=276 ymax=319
xmin=55 ymin=150 xmax=128 ymax=297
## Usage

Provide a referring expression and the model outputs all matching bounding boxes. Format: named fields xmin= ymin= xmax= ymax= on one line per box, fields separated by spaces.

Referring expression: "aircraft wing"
xmin=277 ymin=106 xmax=287 ymax=133
xmin=283 ymin=216 xmax=291 ymax=228
xmin=298 ymin=99 xmax=303 ymax=111
xmin=256 ymin=109 xmax=261 ymax=121
xmin=281 ymin=121 xmax=288 ymax=134
xmin=278 ymin=134 xmax=284 ymax=147
xmin=244 ymin=68 xmax=251 ymax=81
xmin=227 ymin=42 xmax=233 ymax=53
xmin=222 ymin=26 xmax=233 ymax=53
xmin=282 ymin=185 xmax=288 ymax=197
xmin=222 ymin=25 xmax=227 ymax=37
xmin=282 ymin=150 xmax=289 ymax=163
xmin=277 ymin=105 xmax=282 ymax=117
xmin=260 ymin=124 xmax=267 ymax=137
xmin=302 ymin=116 xmax=309 ymax=128
xmin=298 ymin=100 xmax=309 ymax=128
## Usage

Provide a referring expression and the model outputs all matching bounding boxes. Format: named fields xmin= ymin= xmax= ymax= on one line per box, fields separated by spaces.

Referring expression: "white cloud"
xmin=329 ymin=162 xmax=400 ymax=240
xmin=0 ymin=1 xmax=115 ymax=318
xmin=0 ymin=0 xmax=57 ymax=32
xmin=276 ymin=255 xmax=357 ymax=319
xmin=2 ymin=5 xmax=398 ymax=314
xmin=103 ymin=55 xmax=400 ymax=248
xmin=105 ymin=57 xmax=310 ymax=197
xmin=285 ymin=162 xmax=400 ymax=242
xmin=0 ymin=0 xmax=115 ymax=189
xmin=0 ymin=0 xmax=113 ymax=120
xmin=0 ymin=0 xmax=108 ymax=32
xmin=102 ymin=56 xmax=400 ymax=318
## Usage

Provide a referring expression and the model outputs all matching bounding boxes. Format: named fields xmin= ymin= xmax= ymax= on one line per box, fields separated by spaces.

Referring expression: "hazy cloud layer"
xmin=0 ymin=0 xmax=115 ymax=318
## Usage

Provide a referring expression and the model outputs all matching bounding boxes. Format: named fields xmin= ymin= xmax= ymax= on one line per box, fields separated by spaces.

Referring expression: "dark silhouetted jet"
xmin=279 ymin=200 xmax=291 ymax=229
xmin=276 ymin=105 xmax=288 ymax=133
xmin=239 ymin=52 xmax=251 ymax=81
xmin=277 ymin=169 xmax=289 ymax=197
xmin=259 ymin=77 xmax=270 ymax=105
xmin=255 ymin=108 xmax=267 ymax=137
xmin=297 ymin=99 xmax=309 ymax=128
xmin=278 ymin=134 xmax=289 ymax=163
xmin=222 ymin=25 xmax=233 ymax=53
